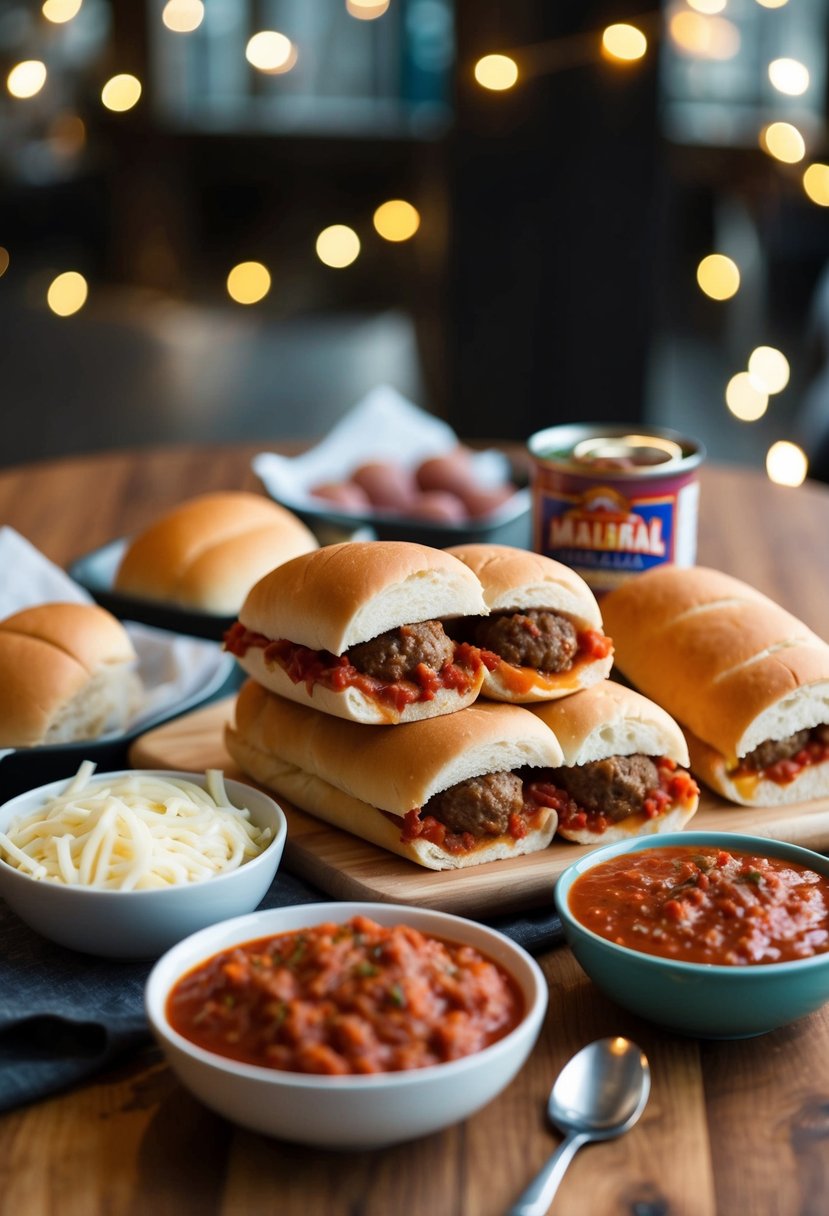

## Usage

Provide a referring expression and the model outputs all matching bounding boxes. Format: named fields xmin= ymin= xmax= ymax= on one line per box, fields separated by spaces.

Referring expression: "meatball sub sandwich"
xmin=444 ymin=544 xmax=613 ymax=702
xmin=527 ymin=681 xmax=699 ymax=843
xmin=225 ymin=541 xmax=492 ymax=725
xmin=602 ymin=565 xmax=829 ymax=806
xmin=226 ymin=680 xmax=565 ymax=870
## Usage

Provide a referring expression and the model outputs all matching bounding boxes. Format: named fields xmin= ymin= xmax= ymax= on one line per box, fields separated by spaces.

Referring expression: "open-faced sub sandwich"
xmin=0 ymin=602 xmax=141 ymax=747
xmin=225 ymin=680 xmax=565 ymax=870
xmin=526 ymin=681 xmax=699 ymax=843
xmin=443 ymin=543 xmax=613 ymax=702
xmin=224 ymin=540 xmax=493 ymax=725
xmin=602 ymin=565 xmax=829 ymax=806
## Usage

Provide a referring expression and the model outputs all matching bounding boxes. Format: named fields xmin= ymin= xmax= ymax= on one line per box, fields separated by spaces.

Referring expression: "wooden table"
xmin=1 ymin=446 xmax=829 ymax=1216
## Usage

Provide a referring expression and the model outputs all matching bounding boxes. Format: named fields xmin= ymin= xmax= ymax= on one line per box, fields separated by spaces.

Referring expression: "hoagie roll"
xmin=528 ymin=681 xmax=699 ymax=843
xmin=602 ymin=565 xmax=829 ymax=806
xmin=225 ymin=681 xmax=565 ymax=870
xmin=225 ymin=541 xmax=492 ymax=725
xmin=444 ymin=544 xmax=613 ymax=703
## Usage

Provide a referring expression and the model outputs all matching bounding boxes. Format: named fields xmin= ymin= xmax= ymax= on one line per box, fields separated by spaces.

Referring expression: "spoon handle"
xmin=506 ymin=1131 xmax=591 ymax=1216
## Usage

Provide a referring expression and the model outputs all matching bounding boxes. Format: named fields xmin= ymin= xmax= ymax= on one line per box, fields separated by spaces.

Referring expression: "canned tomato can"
xmin=528 ymin=424 xmax=705 ymax=596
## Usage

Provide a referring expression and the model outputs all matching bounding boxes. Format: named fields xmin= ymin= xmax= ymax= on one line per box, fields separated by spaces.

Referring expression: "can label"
xmin=528 ymin=425 xmax=704 ymax=596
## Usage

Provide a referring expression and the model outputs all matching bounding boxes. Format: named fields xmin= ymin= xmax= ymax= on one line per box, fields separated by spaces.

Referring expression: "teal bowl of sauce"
xmin=554 ymin=831 xmax=829 ymax=1039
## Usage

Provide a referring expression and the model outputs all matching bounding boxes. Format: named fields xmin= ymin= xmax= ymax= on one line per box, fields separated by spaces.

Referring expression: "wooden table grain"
xmin=1 ymin=446 xmax=829 ymax=1216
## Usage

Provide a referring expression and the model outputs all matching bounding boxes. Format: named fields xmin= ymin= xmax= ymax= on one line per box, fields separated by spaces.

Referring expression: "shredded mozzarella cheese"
xmin=0 ymin=766 xmax=272 ymax=890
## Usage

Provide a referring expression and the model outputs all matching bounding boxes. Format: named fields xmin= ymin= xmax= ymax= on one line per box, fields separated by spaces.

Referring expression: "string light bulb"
xmin=373 ymin=200 xmax=420 ymax=242
xmin=316 ymin=225 xmax=360 ymax=268
xmin=725 ymin=372 xmax=768 ymax=421
xmin=803 ymin=164 xmax=829 ymax=207
xmin=768 ymin=58 xmax=810 ymax=96
xmin=697 ymin=254 xmax=740 ymax=300
xmin=42 ymin=0 xmax=83 ymax=22
xmin=766 ymin=441 xmax=808 ymax=487
xmin=47 ymin=271 xmax=88 ymax=317
xmin=761 ymin=121 xmax=805 ymax=163
xmin=7 ymin=61 xmax=47 ymax=99
xmin=101 ymin=75 xmax=142 ymax=112
xmin=162 ymin=0 xmax=205 ymax=33
xmin=346 ymin=0 xmax=390 ymax=17
xmin=748 ymin=346 xmax=790 ymax=394
xmin=246 ymin=31 xmax=297 ymax=73
xmin=474 ymin=55 xmax=518 ymax=91
xmin=226 ymin=261 xmax=271 ymax=305
xmin=601 ymin=24 xmax=647 ymax=63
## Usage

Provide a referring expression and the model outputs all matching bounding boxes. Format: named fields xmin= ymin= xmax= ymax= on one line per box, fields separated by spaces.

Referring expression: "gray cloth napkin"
xmin=0 ymin=874 xmax=562 ymax=1114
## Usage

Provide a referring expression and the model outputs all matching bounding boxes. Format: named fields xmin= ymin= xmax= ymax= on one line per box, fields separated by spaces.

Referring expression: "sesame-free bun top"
xmin=0 ymin=602 xmax=140 ymax=748
xmin=114 ymin=491 xmax=318 ymax=615
xmin=238 ymin=540 xmax=489 ymax=655
xmin=445 ymin=543 xmax=603 ymax=630
xmin=602 ymin=564 xmax=829 ymax=761
xmin=529 ymin=680 xmax=689 ymax=767
xmin=228 ymin=680 xmax=564 ymax=816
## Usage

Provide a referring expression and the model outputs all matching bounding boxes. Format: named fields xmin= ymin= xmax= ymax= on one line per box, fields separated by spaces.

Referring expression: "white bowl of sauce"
xmin=145 ymin=901 xmax=547 ymax=1147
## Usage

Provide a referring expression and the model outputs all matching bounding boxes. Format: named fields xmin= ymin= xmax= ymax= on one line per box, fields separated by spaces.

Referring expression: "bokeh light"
xmin=803 ymin=164 xmax=829 ymax=206
xmin=687 ymin=0 xmax=727 ymax=12
xmin=697 ymin=254 xmax=740 ymax=300
xmin=162 ymin=0 xmax=205 ymax=33
xmin=766 ymin=441 xmax=808 ymax=487
xmin=601 ymin=24 xmax=647 ymax=62
xmin=346 ymin=0 xmax=390 ymax=17
xmin=0 ymin=248 xmax=9 ymax=278
xmin=768 ymin=58 xmax=810 ymax=96
xmin=226 ymin=262 xmax=271 ymax=305
xmin=246 ymin=31 xmax=297 ymax=73
xmin=474 ymin=55 xmax=519 ymax=91
xmin=373 ymin=200 xmax=421 ymax=242
xmin=725 ymin=372 xmax=768 ymax=421
xmin=48 ymin=113 xmax=86 ymax=157
xmin=761 ymin=121 xmax=806 ymax=163
xmin=7 ymin=61 xmax=47 ymax=99
xmin=101 ymin=75 xmax=142 ymax=112
xmin=42 ymin=0 xmax=83 ymax=22
xmin=47 ymin=272 xmax=88 ymax=317
xmin=748 ymin=346 xmax=790 ymax=395
xmin=316 ymin=225 xmax=361 ymax=268
xmin=755 ymin=0 xmax=789 ymax=8
xmin=668 ymin=12 xmax=740 ymax=59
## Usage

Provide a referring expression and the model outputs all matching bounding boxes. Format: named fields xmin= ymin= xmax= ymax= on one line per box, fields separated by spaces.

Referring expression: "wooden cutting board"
xmin=129 ymin=697 xmax=829 ymax=918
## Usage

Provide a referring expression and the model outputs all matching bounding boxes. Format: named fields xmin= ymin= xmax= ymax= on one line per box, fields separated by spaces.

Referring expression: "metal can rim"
xmin=527 ymin=423 xmax=706 ymax=477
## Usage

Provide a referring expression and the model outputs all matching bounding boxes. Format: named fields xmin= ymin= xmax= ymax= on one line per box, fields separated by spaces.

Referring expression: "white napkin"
xmin=253 ymin=384 xmax=513 ymax=507
xmin=0 ymin=528 xmax=232 ymax=755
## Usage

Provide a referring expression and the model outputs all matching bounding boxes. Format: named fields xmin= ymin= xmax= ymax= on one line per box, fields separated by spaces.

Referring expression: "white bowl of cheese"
xmin=0 ymin=766 xmax=287 ymax=958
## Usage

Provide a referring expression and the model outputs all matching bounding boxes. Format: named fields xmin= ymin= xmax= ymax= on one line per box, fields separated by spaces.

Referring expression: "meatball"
xmin=424 ymin=771 xmax=524 ymax=837
xmin=551 ymin=754 xmax=659 ymax=823
xmin=347 ymin=620 xmax=455 ymax=683
xmin=743 ymin=729 xmax=811 ymax=771
xmin=473 ymin=610 xmax=578 ymax=672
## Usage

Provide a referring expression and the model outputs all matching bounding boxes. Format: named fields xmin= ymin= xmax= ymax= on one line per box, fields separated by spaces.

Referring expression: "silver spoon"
xmin=507 ymin=1037 xmax=651 ymax=1216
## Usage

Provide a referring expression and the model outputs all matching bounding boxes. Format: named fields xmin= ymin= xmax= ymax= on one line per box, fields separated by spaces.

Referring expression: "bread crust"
xmin=445 ymin=543 xmax=612 ymax=703
xmin=0 ymin=603 xmax=139 ymax=747
xmin=602 ymin=566 xmax=829 ymax=771
xmin=115 ymin=491 xmax=318 ymax=613
xmin=238 ymin=541 xmax=488 ymax=655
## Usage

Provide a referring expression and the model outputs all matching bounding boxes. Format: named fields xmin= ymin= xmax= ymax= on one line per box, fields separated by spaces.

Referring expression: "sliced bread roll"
xmin=0 ymin=602 xmax=141 ymax=748
xmin=528 ymin=681 xmax=699 ymax=843
xmin=602 ymin=565 xmax=829 ymax=805
xmin=225 ymin=680 xmax=564 ymax=870
xmin=444 ymin=544 xmax=613 ymax=702
xmin=225 ymin=540 xmax=492 ymax=724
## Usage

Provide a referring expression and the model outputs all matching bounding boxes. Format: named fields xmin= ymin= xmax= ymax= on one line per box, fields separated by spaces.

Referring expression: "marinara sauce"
xmin=569 ymin=844 xmax=829 ymax=965
xmin=167 ymin=915 xmax=524 ymax=1075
